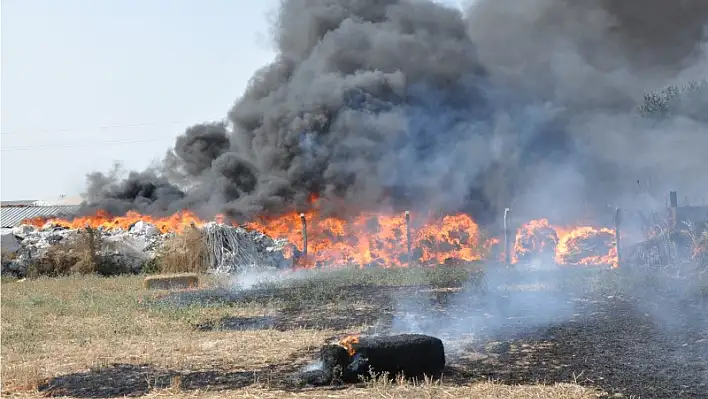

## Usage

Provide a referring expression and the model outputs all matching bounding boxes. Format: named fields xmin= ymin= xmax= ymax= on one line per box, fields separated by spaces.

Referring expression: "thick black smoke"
xmin=463 ymin=0 xmax=708 ymax=222
xmin=164 ymin=121 xmax=231 ymax=182
xmin=82 ymin=165 xmax=185 ymax=216
xmin=81 ymin=0 xmax=708 ymax=224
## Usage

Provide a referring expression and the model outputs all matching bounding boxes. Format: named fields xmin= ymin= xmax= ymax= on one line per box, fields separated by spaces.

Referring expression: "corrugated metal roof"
xmin=1 ymin=205 xmax=81 ymax=228
xmin=34 ymin=196 xmax=84 ymax=206
xmin=0 ymin=200 xmax=38 ymax=207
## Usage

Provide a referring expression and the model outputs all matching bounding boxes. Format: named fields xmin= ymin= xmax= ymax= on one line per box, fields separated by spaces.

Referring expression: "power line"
xmin=1 ymin=137 xmax=176 ymax=152
xmin=0 ymin=121 xmax=196 ymax=136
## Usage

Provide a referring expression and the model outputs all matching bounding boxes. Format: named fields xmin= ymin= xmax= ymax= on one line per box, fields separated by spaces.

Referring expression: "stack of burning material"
xmin=298 ymin=334 xmax=445 ymax=386
xmin=512 ymin=219 xmax=559 ymax=264
xmin=556 ymin=228 xmax=615 ymax=265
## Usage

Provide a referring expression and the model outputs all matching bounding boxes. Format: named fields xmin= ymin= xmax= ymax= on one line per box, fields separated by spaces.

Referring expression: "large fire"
xmin=512 ymin=218 xmax=619 ymax=268
xmin=245 ymin=211 xmax=486 ymax=268
xmin=22 ymin=209 xmax=213 ymax=234
xmin=511 ymin=218 xmax=559 ymax=264
xmin=23 ymin=208 xmax=619 ymax=268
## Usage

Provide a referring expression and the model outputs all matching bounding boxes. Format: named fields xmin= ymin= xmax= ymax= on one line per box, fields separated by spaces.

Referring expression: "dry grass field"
xmin=2 ymin=265 xmax=707 ymax=398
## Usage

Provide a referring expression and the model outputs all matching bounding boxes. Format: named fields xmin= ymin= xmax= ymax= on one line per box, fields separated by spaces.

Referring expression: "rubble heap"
xmin=201 ymin=222 xmax=290 ymax=274
xmin=1 ymin=220 xmax=290 ymax=278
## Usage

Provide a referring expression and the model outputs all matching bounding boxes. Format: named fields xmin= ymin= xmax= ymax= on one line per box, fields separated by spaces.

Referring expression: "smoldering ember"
xmin=3 ymin=0 xmax=708 ymax=398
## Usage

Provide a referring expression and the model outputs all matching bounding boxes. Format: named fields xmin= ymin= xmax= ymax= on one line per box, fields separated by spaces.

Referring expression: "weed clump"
xmin=692 ymin=230 xmax=708 ymax=267
xmin=151 ymin=227 xmax=209 ymax=274
xmin=26 ymin=226 xmax=130 ymax=278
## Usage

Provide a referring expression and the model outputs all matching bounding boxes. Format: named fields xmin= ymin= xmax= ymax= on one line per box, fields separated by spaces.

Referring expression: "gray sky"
xmin=1 ymin=0 xmax=463 ymax=201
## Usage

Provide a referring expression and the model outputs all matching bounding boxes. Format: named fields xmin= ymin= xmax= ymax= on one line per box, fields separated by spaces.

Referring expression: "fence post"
xmin=669 ymin=191 xmax=678 ymax=229
xmin=503 ymin=208 xmax=511 ymax=266
xmin=300 ymin=213 xmax=307 ymax=258
xmin=405 ymin=211 xmax=412 ymax=266
xmin=614 ymin=207 xmax=622 ymax=269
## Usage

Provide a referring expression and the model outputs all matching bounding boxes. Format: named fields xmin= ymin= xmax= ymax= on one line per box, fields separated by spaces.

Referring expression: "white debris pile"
xmin=127 ymin=221 xmax=164 ymax=258
xmin=100 ymin=232 xmax=153 ymax=273
xmin=202 ymin=222 xmax=290 ymax=274
xmin=1 ymin=230 xmax=22 ymax=253
xmin=2 ymin=225 xmax=79 ymax=276
xmin=1 ymin=221 xmax=291 ymax=277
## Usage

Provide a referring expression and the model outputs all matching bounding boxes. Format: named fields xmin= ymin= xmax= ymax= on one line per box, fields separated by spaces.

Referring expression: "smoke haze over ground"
xmin=73 ymin=2 xmax=708 ymax=393
xmin=81 ymin=0 xmax=708 ymax=225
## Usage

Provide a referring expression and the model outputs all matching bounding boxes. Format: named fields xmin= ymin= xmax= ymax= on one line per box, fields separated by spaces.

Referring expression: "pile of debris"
xmin=201 ymin=222 xmax=290 ymax=274
xmin=624 ymin=222 xmax=708 ymax=267
xmin=1 ymin=221 xmax=291 ymax=278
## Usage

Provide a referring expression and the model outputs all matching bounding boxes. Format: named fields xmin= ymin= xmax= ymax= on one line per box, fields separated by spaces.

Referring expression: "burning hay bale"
xmin=556 ymin=227 xmax=616 ymax=267
xmin=512 ymin=219 xmax=559 ymax=264
xmin=298 ymin=334 xmax=445 ymax=386
xmin=510 ymin=219 xmax=618 ymax=268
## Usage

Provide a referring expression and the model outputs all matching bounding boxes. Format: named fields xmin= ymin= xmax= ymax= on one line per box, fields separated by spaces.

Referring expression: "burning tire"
xmin=298 ymin=334 xmax=446 ymax=385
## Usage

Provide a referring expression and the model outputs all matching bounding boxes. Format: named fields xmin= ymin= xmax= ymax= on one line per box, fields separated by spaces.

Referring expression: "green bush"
xmin=140 ymin=257 xmax=162 ymax=275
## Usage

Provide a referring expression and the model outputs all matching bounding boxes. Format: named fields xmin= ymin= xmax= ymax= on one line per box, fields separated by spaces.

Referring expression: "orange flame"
xmin=22 ymin=210 xmax=618 ymax=268
xmin=555 ymin=226 xmax=618 ymax=268
xmin=338 ymin=335 xmax=360 ymax=356
xmin=512 ymin=219 xmax=618 ymax=268
xmin=22 ymin=209 xmax=211 ymax=234
xmin=245 ymin=211 xmax=486 ymax=268
xmin=511 ymin=218 xmax=559 ymax=264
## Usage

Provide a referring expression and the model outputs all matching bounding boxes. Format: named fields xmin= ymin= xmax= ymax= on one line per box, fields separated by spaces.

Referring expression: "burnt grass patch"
xmin=38 ymin=362 xmax=295 ymax=398
xmin=47 ymin=264 xmax=708 ymax=398
xmin=191 ymin=265 xmax=708 ymax=397
xmin=148 ymin=264 xmax=481 ymax=308
xmin=447 ymin=295 xmax=708 ymax=398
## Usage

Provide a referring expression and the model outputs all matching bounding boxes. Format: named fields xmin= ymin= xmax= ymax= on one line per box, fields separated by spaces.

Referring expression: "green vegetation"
xmin=638 ymin=79 xmax=708 ymax=121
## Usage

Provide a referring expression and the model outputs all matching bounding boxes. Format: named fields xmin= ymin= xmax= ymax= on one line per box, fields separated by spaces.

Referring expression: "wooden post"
xmin=614 ymin=208 xmax=622 ymax=269
xmin=503 ymin=208 xmax=511 ymax=266
xmin=669 ymin=191 xmax=678 ymax=229
xmin=300 ymin=213 xmax=307 ymax=259
xmin=84 ymin=223 xmax=97 ymax=268
xmin=405 ymin=211 xmax=412 ymax=266
xmin=668 ymin=191 xmax=678 ymax=263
